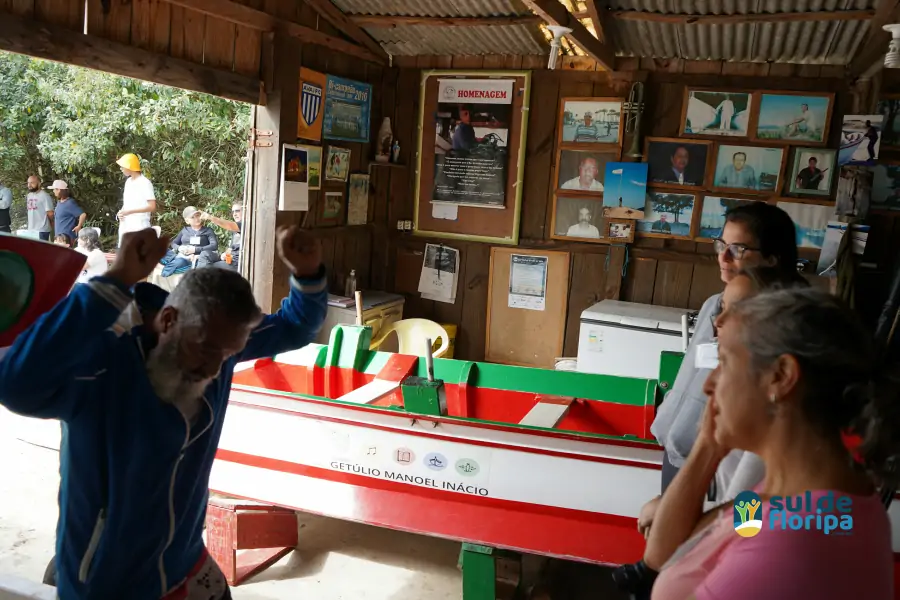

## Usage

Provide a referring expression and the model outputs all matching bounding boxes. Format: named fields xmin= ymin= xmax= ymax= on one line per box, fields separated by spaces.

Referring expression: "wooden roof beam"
xmin=0 ymin=10 xmax=262 ymax=104
xmin=348 ymin=14 xmax=543 ymax=27
xmin=521 ymin=0 xmax=615 ymax=71
xmin=586 ymin=0 xmax=611 ymax=44
xmin=160 ymin=0 xmax=387 ymax=64
xmin=849 ymin=1 xmax=900 ymax=79
xmin=302 ymin=0 xmax=390 ymax=65
xmin=612 ymin=9 xmax=875 ymax=25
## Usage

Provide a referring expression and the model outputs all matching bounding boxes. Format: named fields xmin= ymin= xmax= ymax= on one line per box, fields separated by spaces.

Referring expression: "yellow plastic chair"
xmin=369 ymin=318 xmax=450 ymax=358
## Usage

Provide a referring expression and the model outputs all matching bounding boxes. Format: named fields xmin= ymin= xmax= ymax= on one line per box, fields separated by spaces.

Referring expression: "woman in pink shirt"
xmin=646 ymin=288 xmax=895 ymax=600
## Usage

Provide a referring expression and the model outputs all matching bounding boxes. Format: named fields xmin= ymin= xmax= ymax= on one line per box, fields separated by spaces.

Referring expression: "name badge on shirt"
xmin=189 ymin=236 xmax=202 ymax=245
xmin=695 ymin=342 xmax=719 ymax=369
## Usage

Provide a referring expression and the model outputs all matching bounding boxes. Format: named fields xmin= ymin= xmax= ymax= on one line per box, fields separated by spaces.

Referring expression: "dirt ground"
xmin=0 ymin=412 xmax=462 ymax=600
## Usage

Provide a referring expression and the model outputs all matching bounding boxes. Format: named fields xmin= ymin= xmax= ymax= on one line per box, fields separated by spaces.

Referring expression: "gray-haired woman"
xmin=645 ymin=288 xmax=895 ymax=599
xmin=75 ymin=228 xmax=109 ymax=284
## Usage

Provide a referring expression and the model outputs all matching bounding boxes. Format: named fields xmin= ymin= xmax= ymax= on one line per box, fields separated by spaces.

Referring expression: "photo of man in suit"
xmin=648 ymin=141 xmax=707 ymax=187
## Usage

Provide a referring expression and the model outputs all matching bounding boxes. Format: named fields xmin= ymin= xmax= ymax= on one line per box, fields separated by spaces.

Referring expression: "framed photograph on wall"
xmin=645 ymin=137 xmax=711 ymax=189
xmin=753 ymin=92 xmax=834 ymax=146
xmin=681 ymin=89 xmax=753 ymax=138
xmin=839 ymin=115 xmax=883 ymax=166
xmin=297 ymin=144 xmax=322 ymax=190
xmin=413 ymin=70 xmax=531 ymax=244
xmin=602 ymin=162 xmax=648 ymax=219
xmin=325 ymin=146 xmax=351 ymax=182
xmin=712 ymin=144 xmax=786 ymax=194
xmin=555 ymin=148 xmax=619 ymax=194
xmin=877 ymin=95 xmax=900 ymax=150
xmin=550 ymin=195 xmax=606 ymax=241
xmin=607 ymin=218 xmax=634 ymax=243
xmin=321 ymin=190 xmax=345 ymax=226
xmin=787 ymin=148 xmax=836 ymax=197
xmin=558 ymin=97 xmax=624 ymax=146
xmin=871 ymin=162 xmax=900 ymax=211
xmin=638 ymin=191 xmax=697 ymax=239
xmin=697 ymin=196 xmax=760 ymax=240
xmin=777 ymin=200 xmax=832 ymax=249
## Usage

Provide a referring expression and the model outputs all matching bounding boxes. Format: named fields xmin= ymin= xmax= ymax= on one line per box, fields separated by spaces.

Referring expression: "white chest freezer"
xmin=576 ymin=300 xmax=695 ymax=379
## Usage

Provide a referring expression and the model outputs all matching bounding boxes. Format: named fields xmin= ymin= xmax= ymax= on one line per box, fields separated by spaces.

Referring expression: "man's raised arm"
xmin=0 ymin=230 xmax=169 ymax=419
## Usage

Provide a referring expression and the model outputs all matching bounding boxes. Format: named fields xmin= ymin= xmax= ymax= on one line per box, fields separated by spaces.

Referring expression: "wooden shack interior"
xmin=3 ymin=0 xmax=900 ymax=363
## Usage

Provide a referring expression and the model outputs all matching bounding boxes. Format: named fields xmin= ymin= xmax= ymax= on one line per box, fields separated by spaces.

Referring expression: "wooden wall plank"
xmin=233 ymin=24 xmax=261 ymax=76
xmin=452 ymin=56 xmax=484 ymax=69
xmin=35 ymin=0 xmax=79 ymax=28
xmin=105 ymin=0 xmax=134 ymax=44
xmin=686 ymin=263 xmax=723 ymax=310
xmin=652 ymin=261 xmax=694 ymax=308
xmin=131 ymin=0 xmax=153 ymax=50
xmin=8 ymin=0 xmax=34 ymax=18
xmin=148 ymin=0 xmax=171 ymax=54
xmin=563 ymin=252 xmax=608 ymax=357
xmin=622 ymin=257 xmax=657 ymax=304
xmin=182 ymin=8 xmax=205 ymax=64
xmin=169 ymin=5 xmax=185 ymax=58
xmin=519 ymin=70 xmax=560 ymax=241
xmin=456 ymin=243 xmax=491 ymax=362
xmin=204 ymin=15 xmax=236 ymax=70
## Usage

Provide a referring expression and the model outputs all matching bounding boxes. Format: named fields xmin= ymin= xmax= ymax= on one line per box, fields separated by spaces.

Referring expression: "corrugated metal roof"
xmin=331 ymin=0 xmax=548 ymax=56
xmin=607 ymin=0 xmax=877 ymax=64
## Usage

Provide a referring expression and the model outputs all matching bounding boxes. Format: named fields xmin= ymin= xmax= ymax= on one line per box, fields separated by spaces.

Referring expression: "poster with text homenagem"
xmin=432 ymin=79 xmax=514 ymax=207
xmin=323 ymin=75 xmax=372 ymax=143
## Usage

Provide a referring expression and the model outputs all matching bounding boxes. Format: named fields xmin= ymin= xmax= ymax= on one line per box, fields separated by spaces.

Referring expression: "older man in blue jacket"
xmin=0 ymin=225 xmax=327 ymax=599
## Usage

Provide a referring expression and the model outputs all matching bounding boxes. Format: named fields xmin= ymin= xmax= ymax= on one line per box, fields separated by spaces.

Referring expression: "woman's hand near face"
xmin=694 ymin=397 xmax=731 ymax=463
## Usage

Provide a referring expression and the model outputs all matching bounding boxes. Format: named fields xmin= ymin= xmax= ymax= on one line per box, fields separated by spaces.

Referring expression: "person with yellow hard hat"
xmin=115 ymin=153 xmax=157 ymax=247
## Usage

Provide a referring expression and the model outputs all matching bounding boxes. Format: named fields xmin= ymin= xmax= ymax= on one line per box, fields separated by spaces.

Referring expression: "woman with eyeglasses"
xmin=653 ymin=202 xmax=799 ymax=493
xmin=646 ymin=289 xmax=894 ymax=600
xmin=613 ymin=203 xmax=801 ymax=597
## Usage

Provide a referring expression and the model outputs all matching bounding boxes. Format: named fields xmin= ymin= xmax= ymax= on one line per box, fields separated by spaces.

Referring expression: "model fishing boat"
xmin=211 ymin=323 xmax=674 ymax=570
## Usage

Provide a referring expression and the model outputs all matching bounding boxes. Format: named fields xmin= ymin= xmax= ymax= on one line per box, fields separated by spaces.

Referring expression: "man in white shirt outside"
xmin=0 ymin=180 xmax=12 ymax=233
xmin=26 ymin=175 xmax=55 ymax=241
xmin=116 ymin=153 xmax=157 ymax=247
xmin=786 ymin=103 xmax=816 ymax=138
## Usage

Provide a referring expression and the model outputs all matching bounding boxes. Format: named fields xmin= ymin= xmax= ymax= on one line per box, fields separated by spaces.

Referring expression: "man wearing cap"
xmin=160 ymin=205 xmax=218 ymax=277
xmin=116 ymin=153 xmax=156 ymax=247
xmin=50 ymin=180 xmax=86 ymax=247
xmin=26 ymin=175 xmax=55 ymax=241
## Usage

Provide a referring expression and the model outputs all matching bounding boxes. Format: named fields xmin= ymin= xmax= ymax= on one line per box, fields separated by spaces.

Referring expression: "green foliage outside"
xmin=0 ymin=51 xmax=250 ymax=248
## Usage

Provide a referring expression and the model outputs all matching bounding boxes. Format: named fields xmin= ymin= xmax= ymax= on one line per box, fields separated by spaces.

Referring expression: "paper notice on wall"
xmin=508 ymin=254 xmax=548 ymax=311
xmin=431 ymin=203 xmax=459 ymax=220
xmin=279 ymin=144 xmax=310 ymax=211
xmin=418 ymin=243 xmax=459 ymax=304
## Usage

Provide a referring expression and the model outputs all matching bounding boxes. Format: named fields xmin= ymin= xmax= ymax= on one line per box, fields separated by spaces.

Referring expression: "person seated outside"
xmin=160 ymin=206 xmax=218 ymax=277
xmin=198 ymin=203 xmax=242 ymax=273
xmin=645 ymin=288 xmax=895 ymax=599
xmin=74 ymin=228 xmax=109 ymax=284
xmin=54 ymin=233 xmax=72 ymax=247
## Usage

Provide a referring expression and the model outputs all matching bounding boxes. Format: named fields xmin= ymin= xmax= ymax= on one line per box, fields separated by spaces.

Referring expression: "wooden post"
xmin=249 ymin=31 xmax=301 ymax=312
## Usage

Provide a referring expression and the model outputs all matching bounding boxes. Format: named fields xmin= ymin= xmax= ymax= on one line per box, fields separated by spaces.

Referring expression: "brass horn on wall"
xmin=623 ymin=81 xmax=645 ymax=159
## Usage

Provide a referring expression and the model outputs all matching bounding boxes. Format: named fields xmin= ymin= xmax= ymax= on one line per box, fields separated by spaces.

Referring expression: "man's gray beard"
xmin=145 ymin=336 xmax=211 ymax=411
